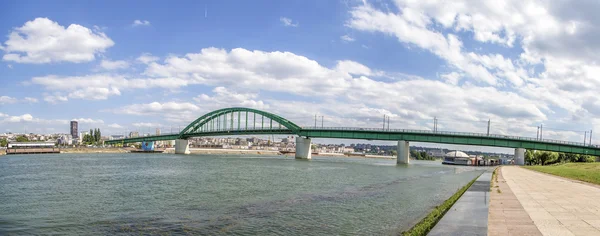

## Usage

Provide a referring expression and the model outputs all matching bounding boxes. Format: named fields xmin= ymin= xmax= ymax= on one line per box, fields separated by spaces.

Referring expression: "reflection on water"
xmin=0 ymin=154 xmax=486 ymax=235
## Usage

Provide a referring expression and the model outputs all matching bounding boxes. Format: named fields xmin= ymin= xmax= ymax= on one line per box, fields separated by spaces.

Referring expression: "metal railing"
xmin=112 ymin=126 xmax=599 ymax=149
xmin=302 ymin=126 xmax=599 ymax=148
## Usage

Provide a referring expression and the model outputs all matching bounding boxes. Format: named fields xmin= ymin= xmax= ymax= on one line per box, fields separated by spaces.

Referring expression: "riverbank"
xmin=60 ymin=147 xmax=132 ymax=154
xmin=163 ymin=148 xmax=281 ymax=155
xmin=523 ymin=163 xmax=600 ymax=185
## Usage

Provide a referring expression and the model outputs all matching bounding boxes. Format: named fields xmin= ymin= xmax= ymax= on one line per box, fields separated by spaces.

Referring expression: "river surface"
xmin=0 ymin=153 xmax=487 ymax=235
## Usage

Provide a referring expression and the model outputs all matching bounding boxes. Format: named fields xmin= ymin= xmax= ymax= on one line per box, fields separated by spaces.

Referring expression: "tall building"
xmin=156 ymin=128 xmax=161 ymax=135
xmin=70 ymin=121 xmax=78 ymax=139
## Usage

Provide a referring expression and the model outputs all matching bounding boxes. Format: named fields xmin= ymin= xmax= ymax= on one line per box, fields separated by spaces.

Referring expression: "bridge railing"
xmin=302 ymin=126 xmax=597 ymax=148
xmin=184 ymin=127 xmax=292 ymax=134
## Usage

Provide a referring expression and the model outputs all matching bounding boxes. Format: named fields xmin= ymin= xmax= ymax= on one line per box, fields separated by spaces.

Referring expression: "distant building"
xmin=70 ymin=121 xmax=78 ymax=139
xmin=129 ymin=131 xmax=139 ymax=138
xmin=427 ymin=149 xmax=445 ymax=158
xmin=156 ymin=128 xmax=161 ymax=135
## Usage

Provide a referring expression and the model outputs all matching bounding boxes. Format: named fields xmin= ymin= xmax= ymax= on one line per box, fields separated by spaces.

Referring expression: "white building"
xmin=442 ymin=151 xmax=471 ymax=165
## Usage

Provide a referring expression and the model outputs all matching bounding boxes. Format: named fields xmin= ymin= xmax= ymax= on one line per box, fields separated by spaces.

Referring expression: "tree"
xmin=537 ymin=151 xmax=553 ymax=165
xmin=410 ymin=150 xmax=419 ymax=159
xmin=525 ymin=150 xmax=535 ymax=165
xmin=16 ymin=136 xmax=29 ymax=142
xmin=558 ymin=153 xmax=567 ymax=163
xmin=0 ymin=138 xmax=7 ymax=147
xmin=96 ymin=129 xmax=101 ymax=143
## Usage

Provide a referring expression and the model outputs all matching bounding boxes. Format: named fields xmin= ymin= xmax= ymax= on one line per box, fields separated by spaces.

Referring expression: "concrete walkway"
xmin=429 ymin=170 xmax=493 ymax=236
xmin=488 ymin=167 xmax=541 ymax=235
xmin=501 ymin=166 xmax=600 ymax=236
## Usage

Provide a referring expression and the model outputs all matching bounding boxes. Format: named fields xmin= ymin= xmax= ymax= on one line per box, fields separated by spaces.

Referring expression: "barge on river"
xmin=6 ymin=142 xmax=60 ymax=155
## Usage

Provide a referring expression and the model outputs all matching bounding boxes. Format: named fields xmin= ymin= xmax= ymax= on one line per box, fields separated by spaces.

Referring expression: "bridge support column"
xmin=397 ymin=140 xmax=409 ymax=164
xmin=175 ymin=139 xmax=190 ymax=154
xmin=515 ymin=148 xmax=525 ymax=165
xmin=295 ymin=137 xmax=312 ymax=159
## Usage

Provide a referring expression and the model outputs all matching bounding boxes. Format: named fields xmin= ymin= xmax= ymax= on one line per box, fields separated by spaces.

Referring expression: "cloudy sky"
xmin=1 ymin=0 xmax=599 ymax=150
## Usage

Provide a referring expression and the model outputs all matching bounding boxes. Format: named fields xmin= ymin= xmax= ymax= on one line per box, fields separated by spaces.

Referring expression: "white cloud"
xmin=25 ymin=40 xmax=592 ymax=143
xmin=132 ymin=20 xmax=151 ymax=27
xmin=71 ymin=118 xmax=104 ymax=124
xmin=340 ymin=35 xmax=355 ymax=42
xmin=7 ymin=64 xmax=12 ymax=69
xmin=107 ymin=123 xmax=123 ymax=128
xmin=0 ymin=96 xmax=18 ymax=104
xmin=43 ymin=93 xmax=68 ymax=104
xmin=112 ymin=101 xmax=201 ymax=123
xmin=5 ymin=114 xmax=33 ymax=123
xmin=133 ymin=122 xmax=160 ymax=127
xmin=347 ymin=4 xmax=503 ymax=86
xmin=280 ymin=17 xmax=298 ymax=27
xmin=440 ymin=72 xmax=462 ymax=85
xmin=194 ymin=87 xmax=268 ymax=110
xmin=136 ymin=53 xmax=159 ymax=64
xmin=24 ymin=97 xmax=38 ymax=103
xmin=31 ymin=74 xmax=195 ymax=100
xmin=0 ymin=113 xmax=69 ymax=126
xmin=1 ymin=18 xmax=114 ymax=63
xmin=99 ymin=59 xmax=129 ymax=70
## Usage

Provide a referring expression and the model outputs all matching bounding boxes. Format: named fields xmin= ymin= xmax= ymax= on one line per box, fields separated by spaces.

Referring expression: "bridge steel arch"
xmin=178 ymin=107 xmax=301 ymax=138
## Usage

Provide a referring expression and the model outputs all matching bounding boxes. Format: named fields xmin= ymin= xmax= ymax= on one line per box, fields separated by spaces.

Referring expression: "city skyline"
xmin=2 ymin=0 xmax=600 ymax=153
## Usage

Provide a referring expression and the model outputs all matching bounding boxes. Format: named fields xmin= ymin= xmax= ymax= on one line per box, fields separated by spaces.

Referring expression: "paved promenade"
xmin=499 ymin=166 xmax=600 ymax=236
xmin=488 ymin=167 xmax=541 ymax=235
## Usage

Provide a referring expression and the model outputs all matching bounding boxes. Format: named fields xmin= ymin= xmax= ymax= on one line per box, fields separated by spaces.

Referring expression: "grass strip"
xmin=401 ymin=174 xmax=480 ymax=236
xmin=523 ymin=163 xmax=600 ymax=185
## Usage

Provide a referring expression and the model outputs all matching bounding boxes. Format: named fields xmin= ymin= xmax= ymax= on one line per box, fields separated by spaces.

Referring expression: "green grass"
xmin=523 ymin=163 xmax=600 ymax=185
xmin=401 ymin=175 xmax=479 ymax=236
xmin=490 ymin=167 xmax=498 ymax=190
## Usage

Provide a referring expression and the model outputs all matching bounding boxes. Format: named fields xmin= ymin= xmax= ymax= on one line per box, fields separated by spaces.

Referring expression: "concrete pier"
xmin=295 ymin=137 xmax=312 ymax=159
xmin=175 ymin=139 xmax=190 ymax=154
xmin=397 ymin=140 xmax=409 ymax=164
xmin=514 ymin=148 xmax=525 ymax=165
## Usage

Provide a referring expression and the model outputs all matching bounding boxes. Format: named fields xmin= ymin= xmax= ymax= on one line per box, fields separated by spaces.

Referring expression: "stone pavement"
xmin=488 ymin=167 xmax=541 ymax=235
xmin=499 ymin=166 xmax=600 ymax=236
xmin=429 ymin=170 xmax=493 ymax=236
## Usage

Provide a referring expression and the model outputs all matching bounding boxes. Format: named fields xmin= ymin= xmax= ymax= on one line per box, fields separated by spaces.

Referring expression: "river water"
xmin=0 ymin=153 xmax=486 ymax=235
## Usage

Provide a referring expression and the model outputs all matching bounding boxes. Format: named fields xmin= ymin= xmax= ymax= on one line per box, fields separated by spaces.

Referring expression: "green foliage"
xmin=16 ymin=136 xmax=29 ymax=142
xmin=0 ymin=138 xmax=7 ymax=147
xmin=81 ymin=128 xmax=102 ymax=145
xmin=411 ymin=150 xmax=436 ymax=161
xmin=524 ymin=163 xmax=600 ymax=185
xmin=526 ymin=150 xmax=597 ymax=165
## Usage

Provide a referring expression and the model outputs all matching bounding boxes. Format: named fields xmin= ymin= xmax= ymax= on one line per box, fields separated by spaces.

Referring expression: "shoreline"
xmin=2 ymin=147 xmax=397 ymax=159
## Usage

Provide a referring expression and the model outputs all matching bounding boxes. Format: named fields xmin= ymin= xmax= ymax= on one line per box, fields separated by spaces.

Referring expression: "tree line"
xmin=410 ymin=150 xmax=436 ymax=160
xmin=525 ymin=150 xmax=596 ymax=165
xmin=82 ymin=128 xmax=102 ymax=145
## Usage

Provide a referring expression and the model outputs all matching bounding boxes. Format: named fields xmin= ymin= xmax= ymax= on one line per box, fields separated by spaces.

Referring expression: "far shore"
xmin=1 ymin=147 xmax=398 ymax=159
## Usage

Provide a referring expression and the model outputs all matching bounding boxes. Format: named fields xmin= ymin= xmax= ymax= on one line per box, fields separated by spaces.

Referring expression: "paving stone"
xmin=500 ymin=166 xmax=600 ymax=236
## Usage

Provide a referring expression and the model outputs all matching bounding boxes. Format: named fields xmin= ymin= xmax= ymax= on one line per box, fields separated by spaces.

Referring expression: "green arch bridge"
xmin=105 ymin=107 xmax=600 ymax=164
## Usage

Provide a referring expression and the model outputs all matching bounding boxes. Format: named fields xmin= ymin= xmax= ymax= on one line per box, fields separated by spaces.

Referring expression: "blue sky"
xmin=2 ymin=0 xmax=600 ymax=152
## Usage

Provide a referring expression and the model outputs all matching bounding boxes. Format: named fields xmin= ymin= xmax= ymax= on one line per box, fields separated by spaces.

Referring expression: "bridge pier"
xmin=295 ymin=137 xmax=312 ymax=159
xmin=175 ymin=139 xmax=190 ymax=154
xmin=515 ymin=148 xmax=525 ymax=165
xmin=397 ymin=140 xmax=409 ymax=164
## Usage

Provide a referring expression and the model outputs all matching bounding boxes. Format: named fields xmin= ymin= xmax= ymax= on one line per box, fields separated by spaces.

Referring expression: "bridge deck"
xmin=105 ymin=127 xmax=600 ymax=156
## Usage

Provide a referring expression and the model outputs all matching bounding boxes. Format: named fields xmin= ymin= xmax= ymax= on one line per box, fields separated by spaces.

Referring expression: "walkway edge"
xmin=426 ymin=169 xmax=494 ymax=236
